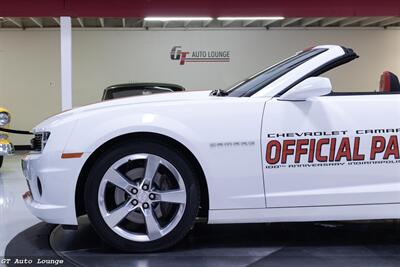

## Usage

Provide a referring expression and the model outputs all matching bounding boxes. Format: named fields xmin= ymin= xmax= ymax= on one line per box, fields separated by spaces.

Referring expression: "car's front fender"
xmin=64 ymin=111 xmax=206 ymax=166
xmin=63 ymin=98 xmax=267 ymax=210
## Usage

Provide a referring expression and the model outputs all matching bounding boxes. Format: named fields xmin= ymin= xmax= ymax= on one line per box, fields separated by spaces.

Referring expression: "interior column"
xmin=60 ymin=16 xmax=72 ymax=111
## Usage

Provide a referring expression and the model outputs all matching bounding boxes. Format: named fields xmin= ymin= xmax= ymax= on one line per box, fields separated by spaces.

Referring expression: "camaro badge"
xmin=210 ymin=141 xmax=256 ymax=148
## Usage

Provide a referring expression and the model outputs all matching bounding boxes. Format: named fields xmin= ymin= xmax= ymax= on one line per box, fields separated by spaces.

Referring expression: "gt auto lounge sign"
xmin=170 ymin=46 xmax=230 ymax=65
xmin=265 ymin=128 xmax=400 ymax=169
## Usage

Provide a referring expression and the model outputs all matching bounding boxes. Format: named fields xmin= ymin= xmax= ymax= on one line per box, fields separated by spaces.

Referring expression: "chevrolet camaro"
xmin=22 ymin=45 xmax=400 ymax=252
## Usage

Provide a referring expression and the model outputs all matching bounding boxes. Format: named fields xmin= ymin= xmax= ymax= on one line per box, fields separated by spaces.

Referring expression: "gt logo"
xmin=170 ymin=46 xmax=190 ymax=65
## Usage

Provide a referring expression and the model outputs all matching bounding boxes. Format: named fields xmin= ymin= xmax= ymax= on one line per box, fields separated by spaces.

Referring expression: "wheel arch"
xmin=75 ymin=132 xmax=209 ymax=221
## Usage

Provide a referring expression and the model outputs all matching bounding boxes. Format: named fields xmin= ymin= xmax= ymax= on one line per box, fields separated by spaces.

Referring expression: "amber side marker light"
xmin=61 ymin=153 xmax=83 ymax=159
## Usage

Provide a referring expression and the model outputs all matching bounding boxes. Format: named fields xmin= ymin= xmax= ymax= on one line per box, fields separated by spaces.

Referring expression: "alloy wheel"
xmin=98 ymin=153 xmax=187 ymax=242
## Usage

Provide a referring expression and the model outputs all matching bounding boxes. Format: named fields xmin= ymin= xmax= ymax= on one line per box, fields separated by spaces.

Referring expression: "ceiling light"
xmin=217 ymin=17 xmax=284 ymax=21
xmin=144 ymin=17 xmax=212 ymax=22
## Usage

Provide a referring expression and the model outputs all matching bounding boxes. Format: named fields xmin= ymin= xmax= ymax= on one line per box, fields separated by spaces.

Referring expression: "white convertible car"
xmin=22 ymin=45 xmax=400 ymax=252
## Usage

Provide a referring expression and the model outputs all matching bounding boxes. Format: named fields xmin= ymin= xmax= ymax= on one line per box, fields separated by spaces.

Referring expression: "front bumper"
xmin=0 ymin=139 xmax=14 ymax=156
xmin=21 ymin=152 xmax=88 ymax=225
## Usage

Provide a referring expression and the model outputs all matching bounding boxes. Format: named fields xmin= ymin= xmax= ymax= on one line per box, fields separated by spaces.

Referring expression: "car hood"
xmin=97 ymin=90 xmax=214 ymax=109
xmin=34 ymin=90 xmax=214 ymax=130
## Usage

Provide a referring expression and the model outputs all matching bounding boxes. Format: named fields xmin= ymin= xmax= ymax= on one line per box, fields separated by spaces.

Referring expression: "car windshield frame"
xmin=226 ymin=48 xmax=327 ymax=97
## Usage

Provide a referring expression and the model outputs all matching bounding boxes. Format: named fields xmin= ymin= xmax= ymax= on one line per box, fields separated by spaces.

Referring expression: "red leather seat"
xmin=379 ymin=71 xmax=400 ymax=93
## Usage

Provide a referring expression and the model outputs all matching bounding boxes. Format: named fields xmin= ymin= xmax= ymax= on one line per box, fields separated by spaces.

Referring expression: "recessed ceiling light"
xmin=217 ymin=17 xmax=284 ymax=21
xmin=144 ymin=17 xmax=213 ymax=22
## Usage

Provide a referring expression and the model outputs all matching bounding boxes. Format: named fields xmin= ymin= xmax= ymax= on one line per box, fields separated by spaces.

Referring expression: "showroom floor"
xmin=0 ymin=154 xmax=39 ymax=255
xmin=6 ymin=214 xmax=400 ymax=267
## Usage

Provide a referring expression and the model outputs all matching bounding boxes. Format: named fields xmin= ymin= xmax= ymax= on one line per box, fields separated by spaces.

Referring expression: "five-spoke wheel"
xmin=98 ymin=153 xmax=187 ymax=242
xmin=85 ymin=141 xmax=200 ymax=252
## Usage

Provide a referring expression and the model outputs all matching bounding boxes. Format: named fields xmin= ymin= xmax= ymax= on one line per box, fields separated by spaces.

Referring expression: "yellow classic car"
xmin=0 ymin=107 xmax=14 ymax=167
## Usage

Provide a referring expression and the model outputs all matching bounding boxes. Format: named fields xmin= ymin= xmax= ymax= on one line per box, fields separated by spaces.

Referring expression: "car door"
xmin=261 ymin=94 xmax=400 ymax=208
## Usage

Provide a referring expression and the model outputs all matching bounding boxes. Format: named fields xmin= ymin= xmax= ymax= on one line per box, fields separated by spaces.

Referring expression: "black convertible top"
xmin=102 ymin=83 xmax=185 ymax=100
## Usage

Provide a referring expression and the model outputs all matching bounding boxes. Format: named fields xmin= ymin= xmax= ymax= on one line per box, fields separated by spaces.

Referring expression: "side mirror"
xmin=279 ymin=77 xmax=332 ymax=101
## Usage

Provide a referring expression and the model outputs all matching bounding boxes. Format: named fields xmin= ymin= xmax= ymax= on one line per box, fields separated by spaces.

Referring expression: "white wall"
xmin=72 ymin=28 xmax=400 ymax=107
xmin=0 ymin=31 xmax=60 ymax=145
xmin=0 ymin=28 xmax=400 ymax=144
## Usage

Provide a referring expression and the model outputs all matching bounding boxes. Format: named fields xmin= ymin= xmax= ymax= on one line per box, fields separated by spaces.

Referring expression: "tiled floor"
xmin=0 ymin=154 xmax=39 ymax=255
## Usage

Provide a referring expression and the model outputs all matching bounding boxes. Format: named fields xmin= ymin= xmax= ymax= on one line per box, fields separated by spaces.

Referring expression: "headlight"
xmin=0 ymin=112 xmax=10 ymax=126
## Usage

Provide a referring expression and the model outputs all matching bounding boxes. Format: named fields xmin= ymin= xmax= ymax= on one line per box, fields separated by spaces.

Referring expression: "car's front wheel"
xmin=85 ymin=140 xmax=200 ymax=252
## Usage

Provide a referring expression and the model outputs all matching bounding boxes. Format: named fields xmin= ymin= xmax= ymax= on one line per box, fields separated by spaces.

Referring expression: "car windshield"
xmin=226 ymin=48 xmax=327 ymax=97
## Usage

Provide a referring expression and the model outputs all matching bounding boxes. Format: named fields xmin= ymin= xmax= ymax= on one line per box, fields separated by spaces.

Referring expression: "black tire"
xmin=0 ymin=156 xmax=4 ymax=168
xmin=84 ymin=140 xmax=200 ymax=252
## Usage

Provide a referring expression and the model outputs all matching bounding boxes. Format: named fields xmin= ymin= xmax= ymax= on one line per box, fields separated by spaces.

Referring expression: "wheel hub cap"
xmin=136 ymin=190 xmax=149 ymax=204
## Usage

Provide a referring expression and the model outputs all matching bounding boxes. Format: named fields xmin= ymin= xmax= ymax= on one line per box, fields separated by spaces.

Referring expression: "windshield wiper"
xmin=210 ymin=89 xmax=228 ymax=96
